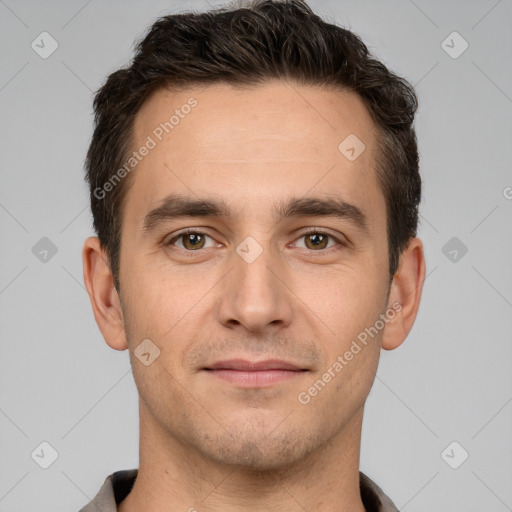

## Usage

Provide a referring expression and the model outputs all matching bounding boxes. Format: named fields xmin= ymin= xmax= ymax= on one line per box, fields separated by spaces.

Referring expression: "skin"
xmin=83 ymin=81 xmax=425 ymax=512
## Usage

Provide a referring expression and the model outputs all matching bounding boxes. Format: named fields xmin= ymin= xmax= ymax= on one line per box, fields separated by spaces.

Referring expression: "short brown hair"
xmin=85 ymin=0 xmax=421 ymax=292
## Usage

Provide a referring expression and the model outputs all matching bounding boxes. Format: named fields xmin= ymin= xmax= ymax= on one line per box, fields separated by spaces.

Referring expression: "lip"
xmin=203 ymin=359 xmax=307 ymax=387
xmin=206 ymin=359 xmax=303 ymax=371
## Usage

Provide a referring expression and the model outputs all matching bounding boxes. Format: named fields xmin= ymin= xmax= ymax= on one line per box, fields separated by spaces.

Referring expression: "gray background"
xmin=1 ymin=0 xmax=511 ymax=510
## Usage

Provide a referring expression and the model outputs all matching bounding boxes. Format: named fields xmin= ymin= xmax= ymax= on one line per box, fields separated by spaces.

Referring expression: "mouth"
xmin=203 ymin=359 xmax=308 ymax=387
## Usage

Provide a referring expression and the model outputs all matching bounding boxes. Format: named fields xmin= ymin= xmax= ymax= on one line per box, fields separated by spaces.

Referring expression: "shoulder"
xmin=360 ymin=471 xmax=399 ymax=512
xmin=77 ymin=469 xmax=138 ymax=512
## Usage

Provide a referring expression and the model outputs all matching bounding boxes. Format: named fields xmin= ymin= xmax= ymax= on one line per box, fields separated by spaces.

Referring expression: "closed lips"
xmin=204 ymin=359 xmax=306 ymax=371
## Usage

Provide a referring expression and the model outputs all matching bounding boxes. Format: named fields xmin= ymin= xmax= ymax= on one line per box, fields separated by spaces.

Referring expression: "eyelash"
xmin=165 ymin=228 xmax=346 ymax=254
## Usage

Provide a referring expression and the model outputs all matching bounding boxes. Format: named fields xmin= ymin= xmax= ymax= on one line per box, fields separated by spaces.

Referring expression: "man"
xmin=81 ymin=0 xmax=425 ymax=510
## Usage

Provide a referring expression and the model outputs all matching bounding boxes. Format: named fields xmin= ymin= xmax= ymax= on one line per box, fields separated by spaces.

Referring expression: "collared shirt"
xmin=79 ymin=469 xmax=399 ymax=511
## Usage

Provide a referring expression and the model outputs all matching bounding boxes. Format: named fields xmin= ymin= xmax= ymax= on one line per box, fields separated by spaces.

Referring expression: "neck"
xmin=118 ymin=402 xmax=367 ymax=512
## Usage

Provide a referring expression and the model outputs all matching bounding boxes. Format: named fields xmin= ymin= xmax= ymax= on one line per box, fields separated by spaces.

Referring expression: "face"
xmin=117 ymin=81 xmax=392 ymax=470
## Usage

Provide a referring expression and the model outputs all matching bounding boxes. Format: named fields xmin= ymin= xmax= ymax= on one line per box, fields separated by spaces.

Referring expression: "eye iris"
xmin=177 ymin=233 xmax=331 ymax=251
xmin=183 ymin=233 xmax=205 ymax=250
xmin=305 ymin=233 xmax=328 ymax=250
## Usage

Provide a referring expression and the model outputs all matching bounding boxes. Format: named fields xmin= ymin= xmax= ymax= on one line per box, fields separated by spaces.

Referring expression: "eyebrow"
xmin=142 ymin=193 xmax=370 ymax=234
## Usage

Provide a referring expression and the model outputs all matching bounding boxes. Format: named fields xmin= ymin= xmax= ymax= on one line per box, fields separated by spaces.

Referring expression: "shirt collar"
xmin=79 ymin=469 xmax=398 ymax=512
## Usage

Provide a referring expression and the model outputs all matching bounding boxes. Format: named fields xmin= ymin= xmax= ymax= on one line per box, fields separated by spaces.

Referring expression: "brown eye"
xmin=181 ymin=233 xmax=205 ymax=250
xmin=304 ymin=232 xmax=329 ymax=250
xmin=293 ymin=230 xmax=344 ymax=252
xmin=168 ymin=231 xmax=215 ymax=251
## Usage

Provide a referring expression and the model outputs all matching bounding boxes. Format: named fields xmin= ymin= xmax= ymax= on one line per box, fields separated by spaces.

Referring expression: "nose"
xmin=217 ymin=241 xmax=294 ymax=334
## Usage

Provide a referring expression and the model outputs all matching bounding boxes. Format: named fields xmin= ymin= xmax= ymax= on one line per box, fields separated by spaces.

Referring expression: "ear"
xmin=381 ymin=237 xmax=426 ymax=351
xmin=82 ymin=236 xmax=128 ymax=351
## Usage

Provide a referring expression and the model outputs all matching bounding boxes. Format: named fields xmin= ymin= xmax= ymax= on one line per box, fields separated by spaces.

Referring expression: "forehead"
xmin=126 ymin=81 xmax=384 ymax=226
xmin=134 ymin=80 xmax=377 ymax=157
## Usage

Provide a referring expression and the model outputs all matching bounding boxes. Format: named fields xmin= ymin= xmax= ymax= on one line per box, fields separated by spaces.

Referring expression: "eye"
xmin=167 ymin=230 xmax=217 ymax=251
xmin=293 ymin=229 xmax=344 ymax=251
xmin=165 ymin=228 xmax=345 ymax=253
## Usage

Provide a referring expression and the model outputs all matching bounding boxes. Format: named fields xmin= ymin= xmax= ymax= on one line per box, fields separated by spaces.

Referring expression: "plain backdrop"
xmin=0 ymin=0 xmax=511 ymax=511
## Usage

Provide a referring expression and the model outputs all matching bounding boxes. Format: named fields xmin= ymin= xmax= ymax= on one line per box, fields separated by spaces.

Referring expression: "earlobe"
xmin=82 ymin=236 xmax=128 ymax=351
xmin=381 ymin=237 xmax=426 ymax=351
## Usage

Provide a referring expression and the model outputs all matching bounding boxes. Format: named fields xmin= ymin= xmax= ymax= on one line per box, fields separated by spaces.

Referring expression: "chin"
xmin=200 ymin=423 xmax=320 ymax=472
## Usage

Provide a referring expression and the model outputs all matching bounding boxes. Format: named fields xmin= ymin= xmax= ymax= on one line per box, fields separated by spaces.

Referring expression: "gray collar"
xmin=79 ymin=469 xmax=399 ymax=512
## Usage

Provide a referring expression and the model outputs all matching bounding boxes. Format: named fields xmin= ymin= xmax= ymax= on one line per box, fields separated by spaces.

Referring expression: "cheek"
xmin=299 ymin=263 xmax=388 ymax=334
xmin=120 ymin=263 xmax=173 ymax=355
xmin=121 ymin=263 xmax=209 ymax=371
